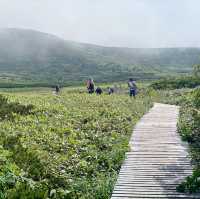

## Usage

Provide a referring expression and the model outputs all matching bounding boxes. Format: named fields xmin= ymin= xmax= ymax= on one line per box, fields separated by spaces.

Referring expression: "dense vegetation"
xmin=150 ymin=76 xmax=200 ymax=90
xmin=0 ymin=88 xmax=153 ymax=198
xmin=0 ymin=77 xmax=199 ymax=197
xmin=176 ymin=88 xmax=200 ymax=193
xmin=0 ymin=28 xmax=200 ymax=86
xmin=150 ymin=64 xmax=200 ymax=90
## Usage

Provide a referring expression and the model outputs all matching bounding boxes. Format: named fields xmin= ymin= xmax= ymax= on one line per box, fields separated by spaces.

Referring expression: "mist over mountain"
xmin=0 ymin=28 xmax=199 ymax=85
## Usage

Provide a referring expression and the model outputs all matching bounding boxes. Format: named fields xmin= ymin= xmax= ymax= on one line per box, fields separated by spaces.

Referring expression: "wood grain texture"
xmin=111 ymin=103 xmax=199 ymax=199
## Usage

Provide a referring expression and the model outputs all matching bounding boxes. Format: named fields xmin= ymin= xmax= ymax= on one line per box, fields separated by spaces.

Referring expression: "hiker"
xmin=96 ymin=87 xmax=103 ymax=95
xmin=128 ymin=78 xmax=137 ymax=97
xmin=55 ymin=85 xmax=60 ymax=94
xmin=108 ymin=87 xmax=114 ymax=95
xmin=86 ymin=78 xmax=95 ymax=94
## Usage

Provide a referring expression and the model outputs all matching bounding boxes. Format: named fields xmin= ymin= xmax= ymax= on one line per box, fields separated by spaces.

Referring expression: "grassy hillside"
xmin=0 ymin=28 xmax=200 ymax=86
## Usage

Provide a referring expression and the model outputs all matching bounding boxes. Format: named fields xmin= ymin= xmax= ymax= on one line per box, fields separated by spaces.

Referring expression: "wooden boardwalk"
xmin=111 ymin=103 xmax=199 ymax=199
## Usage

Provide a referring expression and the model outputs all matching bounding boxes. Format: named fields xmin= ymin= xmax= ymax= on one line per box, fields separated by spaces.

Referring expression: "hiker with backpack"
xmin=55 ymin=85 xmax=60 ymax=94
xmin=96 ymin=87 xmax=103 ymax=95
xmin=86 ymin=78 xmax=95 ymax=94
xmin=128 ymin=78 xmax=137 ymax=97
xmin=108 ymin=87 xmax=114 ymax=95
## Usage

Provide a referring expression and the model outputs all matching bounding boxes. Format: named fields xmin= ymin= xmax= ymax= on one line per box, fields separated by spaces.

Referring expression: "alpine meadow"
xmin=1 ymin=0 xmax=200 ymax=198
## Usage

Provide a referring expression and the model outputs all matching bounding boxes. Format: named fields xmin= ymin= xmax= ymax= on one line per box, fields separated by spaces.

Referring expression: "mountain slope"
xmin=0 ymin=28 xmax=199 ymax=85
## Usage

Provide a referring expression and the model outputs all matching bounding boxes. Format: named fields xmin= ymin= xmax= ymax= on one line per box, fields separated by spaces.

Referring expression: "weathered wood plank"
xmin=111 ymin=103 xmax=199 ymax=198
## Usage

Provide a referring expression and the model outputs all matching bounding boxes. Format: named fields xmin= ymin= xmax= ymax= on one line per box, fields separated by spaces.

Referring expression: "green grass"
xmin=0 ymin=88 xmax=153 ymax=198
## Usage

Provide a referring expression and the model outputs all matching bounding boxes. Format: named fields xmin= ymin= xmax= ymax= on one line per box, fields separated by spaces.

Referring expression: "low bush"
xmin=0 ymin=95 xmax=34 ymax=120
xmin=177 ymin=88 xmax=200 ymax=193
xmin=0 ymin=90 xmax=153 ymax=198
xmin=150 ymin=76 xmax=200 ymax=90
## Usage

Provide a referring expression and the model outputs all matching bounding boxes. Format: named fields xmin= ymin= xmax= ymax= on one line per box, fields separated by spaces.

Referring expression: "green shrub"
xmin=0 ymin=95 xmax=34 ymax=120
xmin=177 ymin=170 xmax=200 ymax=193
xmin=150 ymin=76 xmax=200 ymax=90
xmin=193 ymin=88 xmax=200 ymax=109
xmin=0 ymin=90 xmax=153 ymax=198
xmin=177 ymin=88 xmax=200 ymax=194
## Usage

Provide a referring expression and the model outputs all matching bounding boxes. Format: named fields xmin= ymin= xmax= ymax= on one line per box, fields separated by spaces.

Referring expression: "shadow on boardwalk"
xmin=111 ymin=103 xmax=200 ymax=198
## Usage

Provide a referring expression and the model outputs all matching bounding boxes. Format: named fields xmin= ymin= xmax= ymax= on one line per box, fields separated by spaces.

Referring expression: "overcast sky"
xmin=0 ymin=0 xmax=200 ymax=48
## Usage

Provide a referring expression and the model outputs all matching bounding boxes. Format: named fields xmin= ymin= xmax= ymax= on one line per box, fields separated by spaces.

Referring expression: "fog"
xmin=0 ymin=0 xmax=200 ymax=48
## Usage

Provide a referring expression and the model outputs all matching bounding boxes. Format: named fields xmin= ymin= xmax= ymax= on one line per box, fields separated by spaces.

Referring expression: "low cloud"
xmin=0 ymin=0 xmax=200 ymax=48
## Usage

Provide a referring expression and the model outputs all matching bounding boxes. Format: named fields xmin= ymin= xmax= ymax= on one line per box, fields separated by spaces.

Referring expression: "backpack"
xmin=88 ymin=82 xmax=94 ymax=90
xmin=129 ymin=81 xmax=136 ymax=88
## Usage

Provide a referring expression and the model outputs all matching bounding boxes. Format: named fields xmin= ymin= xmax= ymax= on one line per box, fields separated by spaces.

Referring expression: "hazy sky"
xmin=0 ymin=0 xmax=200 ymax=48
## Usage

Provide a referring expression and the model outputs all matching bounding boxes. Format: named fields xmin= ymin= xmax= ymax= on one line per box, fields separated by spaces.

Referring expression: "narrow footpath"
xmin=111 ymin=103 xmax=199 ymax=198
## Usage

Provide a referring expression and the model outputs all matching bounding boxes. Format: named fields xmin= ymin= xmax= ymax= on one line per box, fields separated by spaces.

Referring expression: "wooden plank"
xmin=112 ymin=194 xmax=199 ymax=198
xmin=111 ymin=103 xmax=199 ymax=198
